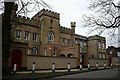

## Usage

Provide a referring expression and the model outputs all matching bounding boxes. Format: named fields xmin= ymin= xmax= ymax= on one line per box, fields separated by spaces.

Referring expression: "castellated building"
xmin=9 ymin=4 xmax=108 ymax=70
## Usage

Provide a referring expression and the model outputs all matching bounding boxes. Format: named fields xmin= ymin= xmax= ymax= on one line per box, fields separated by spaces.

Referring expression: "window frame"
xmin=24 ymin=31 xmax=30 ymax=40
xmin=48 ymin=31 xmax=54 ymax=43
xmin=33 ymin=33 xmax=38 ymax=42
xmin=16 ymin=30 xmax=21 ymax=39
xmin=31 ymin=47 xmax=38 ymax=55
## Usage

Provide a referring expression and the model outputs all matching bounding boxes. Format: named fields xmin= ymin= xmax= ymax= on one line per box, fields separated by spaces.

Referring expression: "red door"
xmin=11 ymin=49 xmax=22 ymax=70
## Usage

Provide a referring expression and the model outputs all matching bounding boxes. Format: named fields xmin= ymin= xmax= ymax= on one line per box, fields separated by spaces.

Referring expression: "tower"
xmin=71 ymin=22 xmax=76 ymax=34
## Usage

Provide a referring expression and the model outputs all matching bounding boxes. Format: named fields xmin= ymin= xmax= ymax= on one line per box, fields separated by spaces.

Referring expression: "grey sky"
xmin=40 ymin=0 xmax=118 ymax=47
xmin=2 ymin=0 xmax=118 ymax=47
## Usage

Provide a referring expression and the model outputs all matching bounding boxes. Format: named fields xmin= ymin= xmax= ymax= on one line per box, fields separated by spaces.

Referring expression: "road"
xmin=54 ymin=68 xmax=120 ymax=78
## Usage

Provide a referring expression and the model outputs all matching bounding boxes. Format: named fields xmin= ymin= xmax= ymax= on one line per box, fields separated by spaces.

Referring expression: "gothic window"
xmin=31 ymin=47 xmax=38 ymax=55
xmin=16 ymin=30 xmax=21 ymax=39
xmin=48 ymin=31 xmax=54 ymax=43
xmin=24 ymin=31 xmax=30 ymax=40
xmin=33 ymin=33 xmax=38 ymax=42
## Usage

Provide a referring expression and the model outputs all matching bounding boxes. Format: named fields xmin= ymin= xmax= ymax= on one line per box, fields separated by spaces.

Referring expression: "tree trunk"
xmin=2 ymin=2 xmax=14 ymax=77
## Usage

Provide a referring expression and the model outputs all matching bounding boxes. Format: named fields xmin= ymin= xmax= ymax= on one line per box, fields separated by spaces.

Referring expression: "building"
xmin=8 ymin=4 xmax=108 ymax=70
xmin=107 ymin=46 xmax=120 ymax=66
xmin=87 ymin=35 xmax=108 ymax=67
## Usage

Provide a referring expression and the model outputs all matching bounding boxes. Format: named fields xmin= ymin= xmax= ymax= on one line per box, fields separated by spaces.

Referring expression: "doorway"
xmin=11 ymin=49 xmax=22 ymax=70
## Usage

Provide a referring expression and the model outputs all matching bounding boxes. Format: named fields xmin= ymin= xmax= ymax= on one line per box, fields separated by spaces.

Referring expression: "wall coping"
xmin=27 ymin=55 xmax=77 ymax=59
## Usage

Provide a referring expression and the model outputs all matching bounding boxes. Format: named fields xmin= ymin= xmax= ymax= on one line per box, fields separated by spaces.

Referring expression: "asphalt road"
xmin=54 ymin=68 xmax=120 ymax=78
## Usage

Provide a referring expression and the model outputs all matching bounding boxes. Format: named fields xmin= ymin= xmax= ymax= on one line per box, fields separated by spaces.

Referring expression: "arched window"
xmin=48 ymin=31 xmax=54 ymax=43
xmin=67 ymin=53 xmax=74 ymax=57
xmin=60 ymin=54 xmax=66 ymax=57
xmin=31 ymin=47 xmax=38 ymax=55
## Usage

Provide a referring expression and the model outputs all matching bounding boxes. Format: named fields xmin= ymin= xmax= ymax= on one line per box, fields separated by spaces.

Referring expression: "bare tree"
xmin=2 ymin=0 xmax=51 ymax=78
xmin=83 ymin=0 xmax=120 ymax=37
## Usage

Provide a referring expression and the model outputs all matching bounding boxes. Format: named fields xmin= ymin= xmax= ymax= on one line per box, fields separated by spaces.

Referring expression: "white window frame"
xmin=16 ymin=30 xmax=21 ymax=39
xmin=31 ymin=48 xmax=38 ymax=55
xmin=33 ymin=33 xmax=38 ymax=42
xmin=48 ymin=32 xmax=54 ymax=43
xmin=24 ymin=31 xmax=30 ymax=40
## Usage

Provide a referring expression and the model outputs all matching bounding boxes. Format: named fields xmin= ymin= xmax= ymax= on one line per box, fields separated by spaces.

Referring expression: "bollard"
xmin=104 ymin=62 xmax=106 ymax=69
xmin=13 ymin=64 xmax=17 ymax=73
xmin=88 ymin=63 xmax=90 ymax=70
xmin=96 ymin=62 xmax=98 ymax=69
xmin=52 ymin=63 xmax=55 ymax=72
xmin=111 ymin=63 xmax=112 ymax=68
xmin=80 ymin=64 xmax=82 ymax=70
xmin=68 ymin=63 xmax=70 ymax=71
xmin=32 ymin=62 xmax=35 ymax=73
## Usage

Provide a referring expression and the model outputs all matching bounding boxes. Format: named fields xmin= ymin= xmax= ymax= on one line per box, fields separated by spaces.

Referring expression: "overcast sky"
xmin=23 ymin=0 xmax=119 ymax=47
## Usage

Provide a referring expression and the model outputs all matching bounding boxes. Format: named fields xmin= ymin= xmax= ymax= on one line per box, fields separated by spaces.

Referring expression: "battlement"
xmin=88 ymin=35 xmax=106 ymax=41
xmin=14 ymin=15 xmax=40 ymax=27
xmin=60 ymin=26 xmax=74 ymax=34
xmin=32 ymin=9 xmax=60 ymax=20
xmin=71 ymin=22 xmax=76 ymax=27
xmin=75 ymin=34 xmax=87 ymax=40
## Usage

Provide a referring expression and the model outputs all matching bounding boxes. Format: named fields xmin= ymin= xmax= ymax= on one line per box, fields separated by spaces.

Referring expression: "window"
xmin=109 ymin=51 xmax=112 ymax=54
xmin=80 ymin=41 xmax=83 ymax=47
xmin=62 ymin=38 xmax=66 ymax=45
xmin=75 ymin=39 xmax=79 ymax=44
xmin=44 ymin=48 xmax=47 ymax=56
xmin=80 ymin=54 xmax=82 ymax=62
xmin=24 ymin=31 xmax=29 ymax=40
xmin=102 ymin=42 xmax=105 ymax=49
xmin=31 ymin=48 xmax=37 ymax=55
xmin=117 ymin=51 xmax=120 ymax=57
xmin=33 ymin=33 xmax=38 ymax=42
xmin=53 ymin=47 xmax=57 ymax=56
xmin=99 ymin=53 xmax=102 ymax=59
xmin=48 ymin=32 xmax=54 ymax=43
xmin=16 ymin=30 xmax=21 ymax=39
xmin=98 ymin=41 xmax=101 ymax=49
xmin=84 ymin=42 xmax=86 ymax=46
xmin=80 ymin=41 xmax=83 ymax=53
xmin=68 ymin=39 xmax=72 ymax=46
xmin=103 ymin=53 xmax=106 ymax=59
xmin=27 ymin=48 xmax=30 ymax=55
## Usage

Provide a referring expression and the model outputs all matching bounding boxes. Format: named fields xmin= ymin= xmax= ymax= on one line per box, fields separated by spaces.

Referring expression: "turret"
xmin=71 ymin=22 xmax=76 ymax=34
xmin=11 ymin=3 xmax=18 ymax=18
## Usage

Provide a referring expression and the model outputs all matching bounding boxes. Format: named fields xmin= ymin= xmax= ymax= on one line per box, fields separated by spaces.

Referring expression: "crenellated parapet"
xmin=14 ymin=15 xmax=40 ymax=27
xmin=60 ymin=26 xmax=74 ymax=34
xmin=32 ymin=9 xmax=60 ymax=20
xmin=75 ymin=34 xmax=87 ymax=40
xmin=88 ymin=35 xmax=106 ymax=41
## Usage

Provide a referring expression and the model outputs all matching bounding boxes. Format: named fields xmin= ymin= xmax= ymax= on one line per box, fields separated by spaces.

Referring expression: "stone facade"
xmin=9 ymin=4 xmax=108 ymax=70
